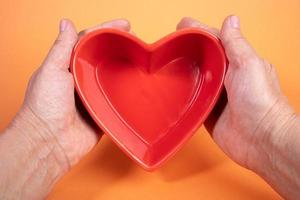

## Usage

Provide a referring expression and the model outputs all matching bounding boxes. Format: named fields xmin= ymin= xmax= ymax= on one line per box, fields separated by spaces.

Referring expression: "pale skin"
xmin=0 ymin=15 xmax=299 ymax=200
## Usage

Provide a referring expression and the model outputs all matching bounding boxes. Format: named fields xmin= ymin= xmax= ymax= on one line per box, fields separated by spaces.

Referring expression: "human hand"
xmin=177 ymin=15 xmax=295 ymax=169
xmin=0 ymin=18 xmax=131 ymax=199
xmin=177 ymin=16 xmax=300 ymax=200
xmin=21 ymin=18 xmax=131 ymax=167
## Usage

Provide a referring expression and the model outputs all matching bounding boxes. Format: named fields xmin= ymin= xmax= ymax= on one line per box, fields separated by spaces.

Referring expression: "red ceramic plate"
xmin=70 ymin=28 xmax=227 ymax=171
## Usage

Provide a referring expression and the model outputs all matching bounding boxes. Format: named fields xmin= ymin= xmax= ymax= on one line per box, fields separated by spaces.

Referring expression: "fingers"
xmin=204 ymin=89 xmax=228 ymax=134
xmin=220 ymin=15 xmax=260 ymax=67
xmin=43 ymin=19 xmax=131 ymax=72
xmin=43 ymin=19 xmax=78 ymax=71
xmin=176 ymin=17 xmax=220 ymax=37
xmin=78 ymin=19 xmax=131 ymax=37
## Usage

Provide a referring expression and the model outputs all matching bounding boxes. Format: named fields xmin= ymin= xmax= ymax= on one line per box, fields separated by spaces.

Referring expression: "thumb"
xmin=220 ymin=15 xmax=259 ymax=67
xmin=43 ymin=19 xmax=78 ymax=70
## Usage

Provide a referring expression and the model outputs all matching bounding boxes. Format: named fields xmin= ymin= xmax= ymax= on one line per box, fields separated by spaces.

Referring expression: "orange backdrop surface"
xmin=1 ymin=0 xmax=300 ymax=199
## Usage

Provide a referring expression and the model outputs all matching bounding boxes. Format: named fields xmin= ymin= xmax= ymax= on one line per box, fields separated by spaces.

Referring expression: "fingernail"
xmin=102 ymin=19 xmax=129 ymax=28
xmin=190 ymin=20 xmax=201 ymax=27
xmin=230 ymin=15 xmax=240 ymax=29
xmin=116 ymin=19 xmax=129 ymax=26
xmin=60 ymin=19 xmax=68 ymax=32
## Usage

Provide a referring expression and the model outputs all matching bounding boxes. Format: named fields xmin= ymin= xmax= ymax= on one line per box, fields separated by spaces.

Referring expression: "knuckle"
xmin=53 ymin=40 xmax=68 ymax=51
xmin=222 ymin=33 xmax=245 ymax=48
xmin=263 ymin=58 xmax=274 ymax=73
xmin=234 ymin=54 xmax=262 ymax=68
xmin=247 ymin=55 xmax=263 ymax=66
xmin=52 ymin=36 xmax=74 ymax=51
xmin=53 ymin=36 xmax=64 ymax=47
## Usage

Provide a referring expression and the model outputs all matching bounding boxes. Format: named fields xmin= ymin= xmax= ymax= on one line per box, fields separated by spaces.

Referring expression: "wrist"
xmin=0 ymin=105 xmax=70 ymax=199
xmin=247 ymin=97 xmax=300 ymax=199
xmin=16 ymin=104 xmax=71 ymax=172
xmin=249 ymin=97 xmax=299 ymax=174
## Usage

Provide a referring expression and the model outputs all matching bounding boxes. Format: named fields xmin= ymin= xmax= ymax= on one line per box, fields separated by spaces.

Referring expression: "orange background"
xmin=1 ymin=0 xmax=300 ymax=199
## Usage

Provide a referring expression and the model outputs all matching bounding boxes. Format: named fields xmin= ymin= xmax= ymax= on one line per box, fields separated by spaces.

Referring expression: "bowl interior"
xmin=72 ymin=30 xmax=226 ymax=169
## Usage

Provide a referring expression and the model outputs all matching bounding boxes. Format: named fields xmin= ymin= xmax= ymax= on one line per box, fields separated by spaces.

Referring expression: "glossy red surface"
xmin=70 ymin=28 xmax=227 ymax=170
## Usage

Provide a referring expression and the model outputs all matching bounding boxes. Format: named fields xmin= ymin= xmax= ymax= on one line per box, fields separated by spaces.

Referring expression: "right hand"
xmin=177 ymin=15 xmax=297 ymax=171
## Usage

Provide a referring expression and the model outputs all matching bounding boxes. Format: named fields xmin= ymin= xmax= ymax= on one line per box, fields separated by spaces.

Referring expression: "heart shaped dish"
xmin=70 ymin=28 xmax=227 ymax=170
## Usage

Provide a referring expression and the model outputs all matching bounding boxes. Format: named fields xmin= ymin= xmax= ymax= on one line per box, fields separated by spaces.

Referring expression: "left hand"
xmin=0 ymin=18 xmax=131 ymax=200
xmin=22 ymin=18 xmax=131 ymax=167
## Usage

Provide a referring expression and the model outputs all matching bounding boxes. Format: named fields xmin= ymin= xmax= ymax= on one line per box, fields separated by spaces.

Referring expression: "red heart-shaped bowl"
xmin=70 ymin=28 xmax=227 ymax=171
